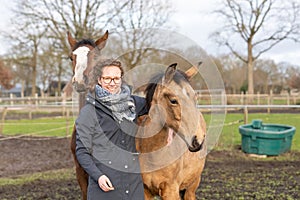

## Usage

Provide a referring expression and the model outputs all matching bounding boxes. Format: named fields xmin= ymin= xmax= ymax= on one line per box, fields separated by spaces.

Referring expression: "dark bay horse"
xmin=67 ymin=30 xmax=108 ymax=200
xmin=137 ymin=63 xmax=207 ymax=200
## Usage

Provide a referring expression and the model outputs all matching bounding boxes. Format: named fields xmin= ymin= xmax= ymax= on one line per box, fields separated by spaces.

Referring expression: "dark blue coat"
xmin=75 ymin=92 xmax=147 ymax=200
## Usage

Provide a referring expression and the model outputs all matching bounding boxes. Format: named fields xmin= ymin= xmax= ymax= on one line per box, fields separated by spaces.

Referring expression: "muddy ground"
xmin=0 ymin=136 xmax=299 ymax=200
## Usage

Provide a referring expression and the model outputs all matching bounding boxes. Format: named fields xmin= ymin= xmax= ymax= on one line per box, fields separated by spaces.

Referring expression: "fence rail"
xmin=197 ymin=92 xmax=300 ymax=105
xmin=1 ymin=93 xmax=300 ymax=105
xmin=1 ymin=95 xmax=299 ymax=122
xmin=197 ymin=104 xmax=300 ymax=124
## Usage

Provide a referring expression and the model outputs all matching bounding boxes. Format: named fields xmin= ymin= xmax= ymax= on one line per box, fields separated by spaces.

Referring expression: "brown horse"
xmin=137 ymin=63 xmax=207 ymax=200
xmin=67 ymin=30 xmax=108 ymax=200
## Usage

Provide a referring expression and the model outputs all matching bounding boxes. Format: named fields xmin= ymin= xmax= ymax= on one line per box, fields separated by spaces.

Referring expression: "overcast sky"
xmin=171 ymin=0 xmax=300 ymax=67
xmin=0 ymin=0 xmax=299 ymax=67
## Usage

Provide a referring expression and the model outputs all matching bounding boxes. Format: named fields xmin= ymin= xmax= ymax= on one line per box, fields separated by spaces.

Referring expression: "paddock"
xmin=0 ymin=105 xmax=299 ymax=199
xmin=0 ymin=136 xmax=299 ymax=199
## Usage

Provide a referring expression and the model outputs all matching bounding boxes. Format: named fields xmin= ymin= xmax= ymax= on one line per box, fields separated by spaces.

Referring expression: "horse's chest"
xmin=143 ymin=160 xmax=181 ymax=187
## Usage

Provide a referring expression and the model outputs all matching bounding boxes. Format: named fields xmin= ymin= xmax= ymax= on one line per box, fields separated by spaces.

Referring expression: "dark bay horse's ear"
xmin=95 ymin=30 xmax=109 ymax=49
xmin=185 ymin=61 xmax=202 ymax=80
xmin=164 ymin=63 xmax=177 ymax=84
xmin=67 ymin=31 xmax=77 ymax=49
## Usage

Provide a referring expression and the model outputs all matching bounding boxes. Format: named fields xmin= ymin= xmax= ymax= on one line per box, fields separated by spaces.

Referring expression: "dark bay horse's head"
xmin=67 ymin=31 xmax=109 ymax=92
xmin=145 ymin=63 xmax=205 ymax=152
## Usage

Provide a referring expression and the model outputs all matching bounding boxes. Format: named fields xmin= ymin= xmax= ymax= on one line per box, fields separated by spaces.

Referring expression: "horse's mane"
xmin=72 ymin=39 xmax=97 ymax=51
xmin=144 ymin=70 xmax=190 ymax=110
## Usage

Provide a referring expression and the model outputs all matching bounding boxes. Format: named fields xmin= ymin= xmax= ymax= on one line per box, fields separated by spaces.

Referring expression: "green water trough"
xmin=239 ymin=120 xmax=296 ymax=156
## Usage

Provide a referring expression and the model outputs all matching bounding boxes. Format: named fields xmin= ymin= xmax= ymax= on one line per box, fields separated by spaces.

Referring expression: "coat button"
xmin=124 ymin=165 xmax=128 ymax=168
xmin=125 ymin=190 xmax=129 ymax=194
xmin=108 ymin=161 xmax=112 ymax=164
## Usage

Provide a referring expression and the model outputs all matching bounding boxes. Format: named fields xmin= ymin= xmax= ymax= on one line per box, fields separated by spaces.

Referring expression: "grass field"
xmin=1 ymin=117 xmax=74 ymax=137
xmin=2 ymin=112 xmax=299 ymax=151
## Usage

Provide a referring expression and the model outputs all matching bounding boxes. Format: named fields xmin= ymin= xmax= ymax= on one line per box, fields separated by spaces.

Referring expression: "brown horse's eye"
xmin=69 ymin=56 xmax=73 ymax=61
xmin=170 ymin=99 xmax=178 ymax=105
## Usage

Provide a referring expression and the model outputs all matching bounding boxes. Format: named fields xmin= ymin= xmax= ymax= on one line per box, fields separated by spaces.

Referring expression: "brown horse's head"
xmin=145 ymin=63 xmax=205 ymax=152
xmin=67 ymin=31 xmax=109 ymax=92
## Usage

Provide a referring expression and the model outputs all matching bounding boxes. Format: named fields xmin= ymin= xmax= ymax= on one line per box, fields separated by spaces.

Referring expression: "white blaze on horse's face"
xmin=72 ymin=46 xmax=91 ymax=84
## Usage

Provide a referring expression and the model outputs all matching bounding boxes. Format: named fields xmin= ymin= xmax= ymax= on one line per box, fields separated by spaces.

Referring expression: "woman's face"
xmin=98 ymin=66 xmax=122 ymax=94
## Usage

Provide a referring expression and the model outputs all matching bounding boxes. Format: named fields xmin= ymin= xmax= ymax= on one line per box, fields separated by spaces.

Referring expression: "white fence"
xmin=1 ymin=94 xmax=300 ymax=124
xmin=197 ymin=104 xmax=300 ymax=125
xmin=196 ymin=91 xmax=300 ymax=106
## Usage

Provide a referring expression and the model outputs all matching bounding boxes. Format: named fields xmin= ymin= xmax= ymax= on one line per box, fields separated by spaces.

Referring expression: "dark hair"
xmin=89 ymin=58 xmax=124 ymax=91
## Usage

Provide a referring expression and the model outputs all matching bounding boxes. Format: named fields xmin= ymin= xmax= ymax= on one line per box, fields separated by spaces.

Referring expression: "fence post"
xmin=62 ymin=93 xmax=67 ymax=116
xmin=0 ymin=107 xmax=8 ymax=135
xmin=66 ymin=109 xmax=70 ymax=136
xmin=35 ymin=93 xmax=38 ymax=109
xmin=267 ymin=91 xmax=271 ymax=113
xmin=270 ymin=90 xmax=273 ymax=105
xmin=240 ymin=92 xmax=244 ymax=105
xmin=243 ymin=106 xmax=248 ymax=124
xmin=10 ymin=94 xmax=14 ymax=106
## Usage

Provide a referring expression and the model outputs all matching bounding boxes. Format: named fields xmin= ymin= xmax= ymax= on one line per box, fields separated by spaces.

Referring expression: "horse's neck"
xmin=78 ymin=92 xmax=87 ymax=110
xmin=139 ymin=117 xmax=169 ymax=152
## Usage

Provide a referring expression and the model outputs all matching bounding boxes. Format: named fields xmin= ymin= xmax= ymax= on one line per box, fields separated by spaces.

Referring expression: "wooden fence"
xmin=197 ymin=104 xmax=300 ymax=125
xmin=196 ymin=91 xmax=300 ymax=106
xmin=1 ymin=93 xmax=300 ymax=124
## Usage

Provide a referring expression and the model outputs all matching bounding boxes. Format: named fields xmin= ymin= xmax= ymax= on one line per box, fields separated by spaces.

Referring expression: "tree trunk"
xmin=247 ymin=41 xmax=254 ymax=95
xmin=31 ymin=41 xmax=38 ymax=96
xmin=57 ymin=59 xmax=62 ymax=96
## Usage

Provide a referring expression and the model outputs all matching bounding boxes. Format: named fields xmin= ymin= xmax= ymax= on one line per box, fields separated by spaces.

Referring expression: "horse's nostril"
xmin=188 ymin=135 xmax=203 ymax=152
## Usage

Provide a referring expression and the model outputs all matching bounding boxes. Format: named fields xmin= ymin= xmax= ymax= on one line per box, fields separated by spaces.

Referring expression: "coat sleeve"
xmin=75 ymin=105 xmax=104 ymax=182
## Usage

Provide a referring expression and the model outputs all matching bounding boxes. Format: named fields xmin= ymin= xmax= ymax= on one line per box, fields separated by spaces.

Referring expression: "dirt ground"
xmin=0 ymin=136 xmax=299 ymax=200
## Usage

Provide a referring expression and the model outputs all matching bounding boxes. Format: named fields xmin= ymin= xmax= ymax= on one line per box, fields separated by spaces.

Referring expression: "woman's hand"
xmin=98 ymin=175 xmax=115 ymax=192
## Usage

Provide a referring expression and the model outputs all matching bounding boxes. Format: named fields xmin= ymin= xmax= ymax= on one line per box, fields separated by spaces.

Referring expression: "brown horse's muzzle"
xmin=176 ymin=132 xmax=205 ymax=153
xmin=188 ymin=135 xmax=204 ymax=152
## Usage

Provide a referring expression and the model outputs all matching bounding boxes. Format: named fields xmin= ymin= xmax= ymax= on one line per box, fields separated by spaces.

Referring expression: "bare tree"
xmin=4 ymin=0 xmax=173 ymax=96
xmin=0 ymin=59 xmax=14 ymax=89
xmin=211 ymin=0 xmax=300 ymax=95
xmin=216 ymin=54 xmax=247 ymax=94
xmin=107 ymin=0 xmax=173 ymax=70
xmin=286 ymin=66 xmax=300 ymax=90
xmin=3 ymin=9 xmax=47 ymax=96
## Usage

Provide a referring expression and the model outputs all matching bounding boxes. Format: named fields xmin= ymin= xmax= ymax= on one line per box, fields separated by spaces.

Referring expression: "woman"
xmin=75 ymin=59 xmax=147 ymax=199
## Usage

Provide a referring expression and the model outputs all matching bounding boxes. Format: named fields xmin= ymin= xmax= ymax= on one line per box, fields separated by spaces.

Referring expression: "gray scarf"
xmin=95 ymin=84 xmax=136 ymax=122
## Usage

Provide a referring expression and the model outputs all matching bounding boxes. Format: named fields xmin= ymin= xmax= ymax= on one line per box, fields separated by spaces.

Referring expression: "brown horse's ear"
xmin=185 ymin=62 xmax=202 ymax=80
xmin=67 ymin=31 xmax=77 ymax=49
xmin=95 ymin=30 xmax=109 ymax=49
xmin=164 ymin=63 xmax=177 ymax=84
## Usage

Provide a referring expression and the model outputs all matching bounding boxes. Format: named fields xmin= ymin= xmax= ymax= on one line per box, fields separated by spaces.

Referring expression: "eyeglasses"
xmin=101 ymin=76 xmax=122 ymax=84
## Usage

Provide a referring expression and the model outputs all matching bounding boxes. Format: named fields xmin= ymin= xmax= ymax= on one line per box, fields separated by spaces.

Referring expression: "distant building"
xmin=0 ymin=83 xmax=22 ymax=97
xmin=45 ymin=81 xmax=68 ymax=96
